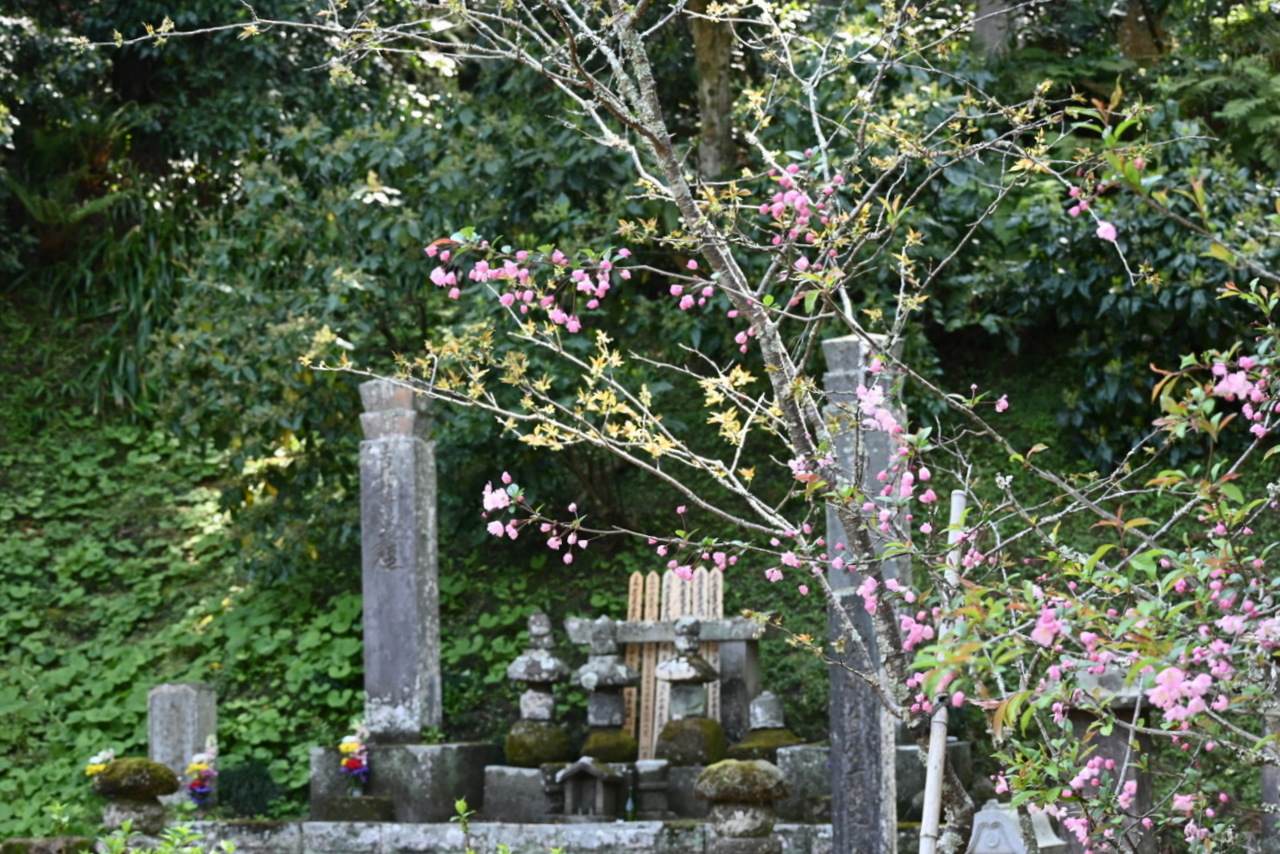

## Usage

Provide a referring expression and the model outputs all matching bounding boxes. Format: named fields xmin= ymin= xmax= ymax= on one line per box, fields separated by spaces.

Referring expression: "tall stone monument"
xmin=358 ymin=379 xmax=441 ymax=742
xmin=822 ymin=335 xmax=902 ymax=854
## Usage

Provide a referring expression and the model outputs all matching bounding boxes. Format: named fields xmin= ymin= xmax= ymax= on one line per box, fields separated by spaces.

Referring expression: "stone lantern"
xmin=576 ymin=616 xmax=641 ymax=762
xmin=504 ymin=611 xmax=572 ymax=766
xmin=654 ymin=616 xmax=726 ymax=766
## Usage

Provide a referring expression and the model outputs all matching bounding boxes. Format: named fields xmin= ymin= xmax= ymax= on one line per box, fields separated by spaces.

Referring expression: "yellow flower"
xmin=85 ymin=763 xmax=107 ymax=776
xmin=185 ymin=762 xmax=210 ymax=776
xmin=339 ymin=741 xmax=360 ymax=755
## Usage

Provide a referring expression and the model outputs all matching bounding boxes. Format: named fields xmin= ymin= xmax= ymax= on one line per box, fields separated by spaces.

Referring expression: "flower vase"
xmin=348 ymin=785 xmax=364 ymax=798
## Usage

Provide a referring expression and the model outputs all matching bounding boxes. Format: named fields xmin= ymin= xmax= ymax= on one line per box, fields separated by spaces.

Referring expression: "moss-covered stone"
xmin=580 ymin=727 xmax=639 ymax=763
xmin=92 ymin=758 xmax=179 ymax=797
xmin=505 ymin=719 xmax=573 ymax=767
xmin=694 ymin=759 xmax=788 ymax=804
xmin=726 ymin=728 xmax=802 ymax=763
xmin=655 ymin=717 xmax=727 ymax=766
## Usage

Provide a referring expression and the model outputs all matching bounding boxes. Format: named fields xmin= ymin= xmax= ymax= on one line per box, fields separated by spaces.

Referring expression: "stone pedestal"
xmin=148 ymin=682 xmax=217 ymax=806
xmin=102 ymin=799 xmax=167 ymax=836
xmin=633 ymin=759 xmax=670 ymax=820
xmin=695 ymin=760 xmax=788 ymax=854
xmin=359 ymin=380 xmax=441 ymax=742
xmin=776 ymin=745 xmax=832 ymax=823
xmin=310 ymin=743 xmax=500 ymax=823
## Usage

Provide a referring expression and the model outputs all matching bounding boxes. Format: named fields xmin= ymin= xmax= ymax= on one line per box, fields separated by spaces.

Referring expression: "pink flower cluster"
xmin=1144 ymin=666 xmax=1215 ymax=723
xmin=757 ymin=159 xmax=845 ymax=246
xmin=425 ymin=242 xmax=635 ymax=336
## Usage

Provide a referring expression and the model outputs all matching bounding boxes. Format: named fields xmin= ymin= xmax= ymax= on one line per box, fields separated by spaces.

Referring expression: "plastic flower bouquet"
xmin=85 ymin=748 xmax=116 ymax=777
xmin=184 ymin=736 xmax=218 ymax=807
xmin=338 ymin=726 xmax=369 ymax=794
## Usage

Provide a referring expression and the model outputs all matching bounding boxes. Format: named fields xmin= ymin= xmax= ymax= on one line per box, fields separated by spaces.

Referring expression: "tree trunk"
xmin=971 ymin=0 xmax=1011 ymax=59
xmin=688 ymin=0 xmax=735 ymax=180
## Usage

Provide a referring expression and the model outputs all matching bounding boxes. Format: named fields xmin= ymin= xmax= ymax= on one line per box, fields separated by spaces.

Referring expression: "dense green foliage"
xmin=3 ymin=0 xmax=1280 ymax=840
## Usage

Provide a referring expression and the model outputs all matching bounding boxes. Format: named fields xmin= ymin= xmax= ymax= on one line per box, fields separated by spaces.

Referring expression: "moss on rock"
xmin=694 ymin=759 xmax=788 ymax=804
xmin=726 ymin=728 xmax=802 ymax=763
xmin=580 ymin=727 xmax=639 ymax=763
xmin=655 ymin=717 xmax=727 ymax=766
xmin=92 ymin=758 xmax=179 ymax=798
xmin=505 ymin=720 xmax=573 ymax=767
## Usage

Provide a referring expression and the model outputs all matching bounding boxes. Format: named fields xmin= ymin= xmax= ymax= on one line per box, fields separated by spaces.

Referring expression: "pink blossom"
xmin=765 ymin=568 xmax=784 ymax=583
xmin=486 ymin=520 xmax=504 ymax=537
xmin=482 ymin=482 xmax=511 ymax=511
xmin=995 ymin=394 xmax=1009 ymax=412
xmin=1096 ymin=221 xmax=1118 ymax=242
xmin=1030 ymin=606 xmax=1062 ymax=646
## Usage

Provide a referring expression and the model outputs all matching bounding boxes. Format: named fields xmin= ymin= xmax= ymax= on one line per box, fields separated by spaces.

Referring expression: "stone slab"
xmin=302 ymin=821 xmax=386 ymax=854
xmin=196 ymin=821 xmax=303 ymax=854
xmin=192 ymin=822 xmax=839 ymax=854
xmin=148 ymin=682 xmax=217 ymax=806
xmin=566 ymin=618 xmax=771 ymax=644
xmin=481 ymin=767 xmax=556 ymax=823
xmin=381 ymin=743 xmax=502 ymax=822
xmin=775 ymin=746 xmax=829 ymax=824
xmin=667 ymin=765 xmax=710 ymax=819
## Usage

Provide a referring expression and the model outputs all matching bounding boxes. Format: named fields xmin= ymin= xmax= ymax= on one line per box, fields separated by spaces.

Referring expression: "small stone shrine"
xmin=727 ymin=691 xmax=801 ymax=763
xmin=557 ymin=756 xmax=627 ymax=821
xmin=504 ymin=611 xmax=572 ymax=767
xmin=577 ymin=616 xmax=641 ymax=762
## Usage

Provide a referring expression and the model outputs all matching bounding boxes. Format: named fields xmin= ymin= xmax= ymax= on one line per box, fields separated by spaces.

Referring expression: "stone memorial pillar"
xmin=359 ymin=379 xmax=441 ymax=742
xmin=148 ymin=683 xmax=216 ymax=806
xmin=822 ymin=334 xmax=902 ymax=854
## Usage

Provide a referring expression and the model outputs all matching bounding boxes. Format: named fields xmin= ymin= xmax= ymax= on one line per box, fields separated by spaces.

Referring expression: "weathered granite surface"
xmin=190 ymin=821 xmax=836 ymax=854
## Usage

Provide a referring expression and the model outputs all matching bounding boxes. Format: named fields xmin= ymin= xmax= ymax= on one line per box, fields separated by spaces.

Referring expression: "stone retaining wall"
xmin=191 ymin=821 xmax=835 ymax=854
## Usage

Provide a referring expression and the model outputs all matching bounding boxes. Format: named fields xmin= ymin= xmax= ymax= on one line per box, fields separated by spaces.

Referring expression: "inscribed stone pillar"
xmin=822 ymin=335 xmax=901 ymax=854
xmin=148 ymin=682 xmax=216 ymax=806
xmin=359 ymin=379 xmax=441 ymax=742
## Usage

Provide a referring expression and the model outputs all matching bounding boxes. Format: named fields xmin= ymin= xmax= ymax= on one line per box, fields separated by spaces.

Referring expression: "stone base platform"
xmin=191 ymin=821 xmax=837 ymax=854
xmin=311 ymin=743 xmax=502 ymax=823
